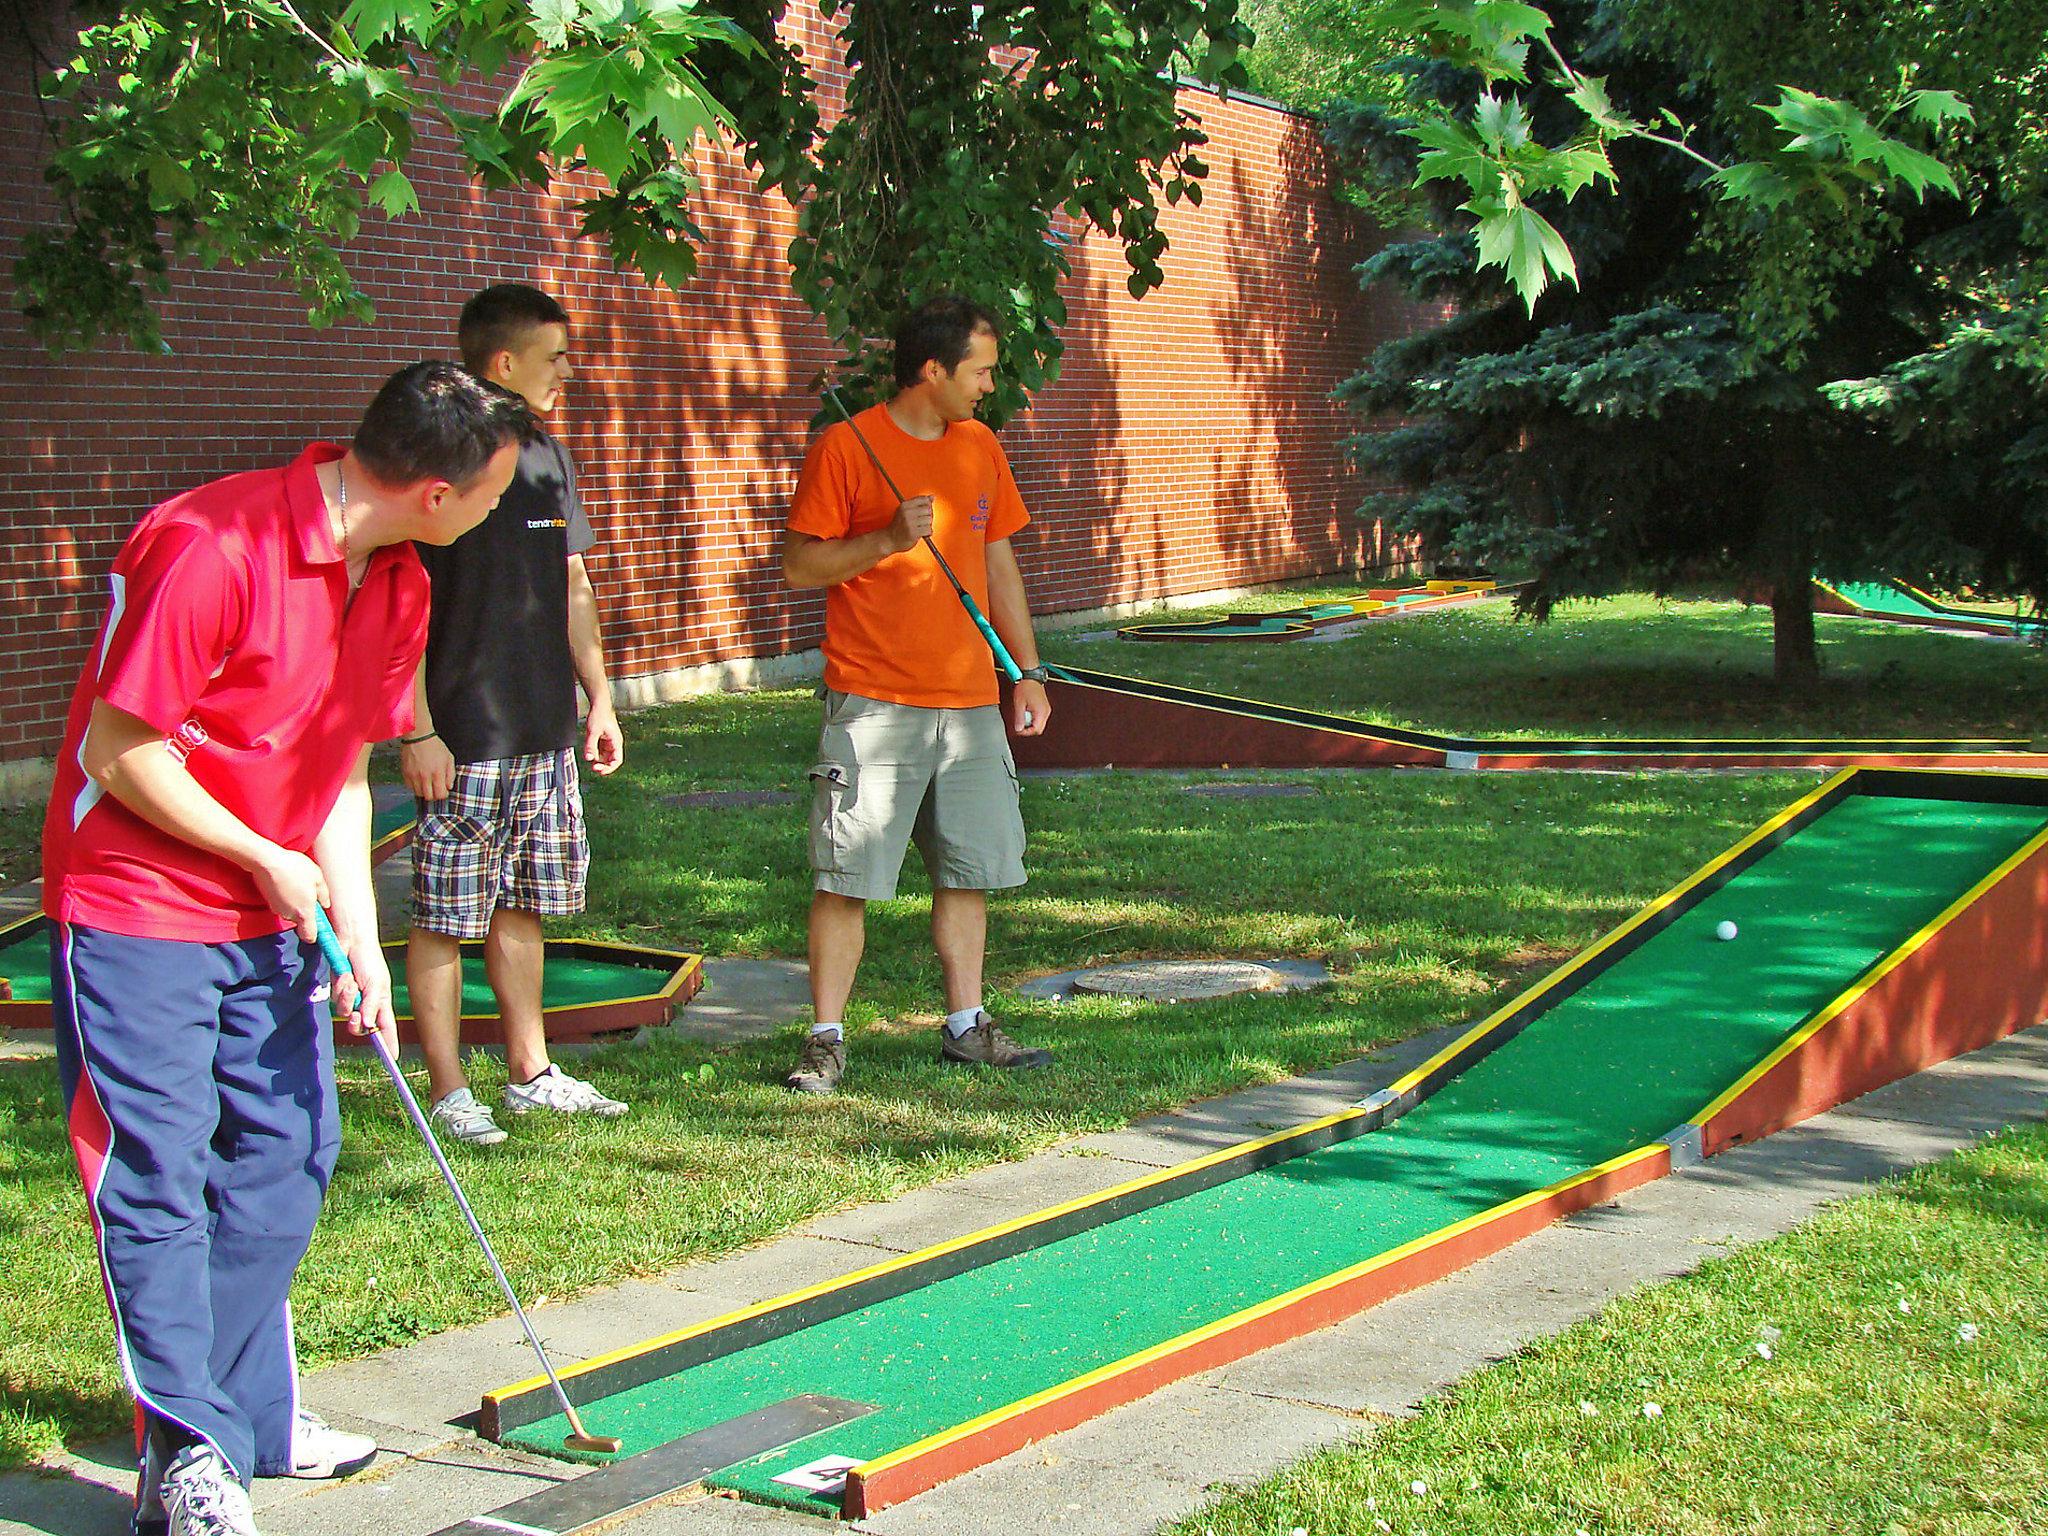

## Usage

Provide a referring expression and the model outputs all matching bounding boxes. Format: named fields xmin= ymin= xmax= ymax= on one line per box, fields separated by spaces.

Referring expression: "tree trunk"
xmin=1771 ymin=575 xmax=1820 ymax=689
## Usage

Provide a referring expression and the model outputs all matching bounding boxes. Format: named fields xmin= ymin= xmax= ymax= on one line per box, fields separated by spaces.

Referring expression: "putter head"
xmin=565 ymin=1432 xmax=624 ymax=1455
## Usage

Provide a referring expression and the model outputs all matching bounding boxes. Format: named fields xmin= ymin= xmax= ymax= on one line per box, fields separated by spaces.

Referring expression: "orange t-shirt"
xmin=787 ymin=404 xmax=1030 ymax=709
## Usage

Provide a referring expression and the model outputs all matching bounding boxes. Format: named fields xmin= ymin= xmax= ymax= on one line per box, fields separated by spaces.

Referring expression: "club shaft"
xmin=367 ymin=1032 xmax=597 ymax=1441
xmin=823 ymin=389 xmax=1024 ymax=682
xmin=311 ymin=911 xmax=599 ymax=1442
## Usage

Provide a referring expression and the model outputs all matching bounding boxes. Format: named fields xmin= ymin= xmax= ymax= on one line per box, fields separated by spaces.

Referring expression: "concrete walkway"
xmin=4 ymin=1016 xmax=2042 ymax=1536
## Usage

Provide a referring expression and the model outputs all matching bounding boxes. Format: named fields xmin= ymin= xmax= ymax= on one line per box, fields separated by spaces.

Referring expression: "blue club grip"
xmin=960 ymin=592 xmax=1024 ymax=682
xmin=312 ymin=907 xmax=352 ymax=976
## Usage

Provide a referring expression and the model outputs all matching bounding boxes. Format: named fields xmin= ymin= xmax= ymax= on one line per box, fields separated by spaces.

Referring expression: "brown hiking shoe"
xmin=785 ymin=1031 xmax=847 ymax=1094
xmin=941 ymin=1014 xmax=1053 ymax=1070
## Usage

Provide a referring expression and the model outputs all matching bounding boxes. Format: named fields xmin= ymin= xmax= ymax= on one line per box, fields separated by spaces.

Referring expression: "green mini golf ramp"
xmin=486 ymin=770 xmax=2048 ymax=1519
xmin=1818 ymin=578 xmax=2048 ymax=637
xmin=0 ymin=917 xmax=699 ymax=1043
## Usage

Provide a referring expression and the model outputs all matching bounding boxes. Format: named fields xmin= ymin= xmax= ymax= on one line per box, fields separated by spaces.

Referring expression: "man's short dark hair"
xmin=459 ymin=283 xmax=571 ymax=374
xmin=353 ymin=362 xmax=534 ymax=488
xmin=893 ymin=296 xmax=1000 ymax=389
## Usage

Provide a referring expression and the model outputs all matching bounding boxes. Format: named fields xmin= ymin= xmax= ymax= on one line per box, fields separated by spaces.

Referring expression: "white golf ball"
xmin=1715 ymin=919 xmax=1739 ymax=941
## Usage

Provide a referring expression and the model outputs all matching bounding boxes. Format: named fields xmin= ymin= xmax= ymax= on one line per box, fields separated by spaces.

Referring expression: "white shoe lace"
xmin=432 ymin=1091 xmax=503 ymax=1138
xmin=165 ymin=1452 xmax=255 ymax=1536
xmin=510 ymin=1068 xmax=624 ymax=1113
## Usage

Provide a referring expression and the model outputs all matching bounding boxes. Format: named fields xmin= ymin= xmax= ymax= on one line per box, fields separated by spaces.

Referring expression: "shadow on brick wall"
xmin=1209 ymin=117 xmax=1416 ymax=580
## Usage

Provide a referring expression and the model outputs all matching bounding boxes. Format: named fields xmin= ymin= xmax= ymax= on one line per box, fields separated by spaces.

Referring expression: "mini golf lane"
xmin=1010 ymin=664 xmax=2045 ymax=772
xmin=487 ymin=772 xmax=2048 ymax=1521
xmin=0 ymin=917 xmax=701 ymax=1043
xmin=1117 ymin=581 xmax=1505 ymax=642
xmin=1815 ymin=578 xmax=2048 ymax=638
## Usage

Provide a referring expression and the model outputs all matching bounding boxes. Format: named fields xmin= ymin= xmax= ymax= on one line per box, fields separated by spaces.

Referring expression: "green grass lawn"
xmin=3 ymin=589 xmax=2043 ymax=1479
xmin=1170 ymin=1119 xmax=2048 ymax=1536
xmin=1047 ymin=587 xmax=2048 ymax=743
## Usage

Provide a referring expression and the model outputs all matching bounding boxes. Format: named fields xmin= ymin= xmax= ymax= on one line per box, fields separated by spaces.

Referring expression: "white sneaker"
xmin=502 ymin=1064 xmax=629 ymax=1117
xmin=160 ymin=1444 xmax=259 ymax=1536
xmin=429 ymin=1087 xmax=509 ymax=1145
xmin=285 ymin=1409 xmax=377 ymax=1479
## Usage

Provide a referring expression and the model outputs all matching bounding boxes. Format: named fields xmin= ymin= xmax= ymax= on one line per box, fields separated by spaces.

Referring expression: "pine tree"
xmin=1333 ymin=0 xmax=2045 ymax=685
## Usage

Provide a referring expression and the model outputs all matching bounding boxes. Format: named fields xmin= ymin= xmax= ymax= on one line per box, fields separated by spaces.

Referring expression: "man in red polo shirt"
xmin=43 ymin=362 xmax=528 ymax=1536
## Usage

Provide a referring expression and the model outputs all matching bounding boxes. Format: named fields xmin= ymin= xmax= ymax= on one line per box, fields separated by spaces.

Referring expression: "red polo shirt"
xmin=43 ymin=444 xmax=429 ymax=942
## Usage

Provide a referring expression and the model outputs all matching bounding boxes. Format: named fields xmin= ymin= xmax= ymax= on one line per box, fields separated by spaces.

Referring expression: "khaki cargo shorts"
xmin=808 ymin=690 xmax=1027 ymax=901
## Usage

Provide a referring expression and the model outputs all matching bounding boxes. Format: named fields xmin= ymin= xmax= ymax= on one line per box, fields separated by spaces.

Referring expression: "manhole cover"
xmin=1182 ymin=783 xmax=1317 ymax=799
xmin=662 ymin=790 xmax=799 ymax=809
xmin=1070 ymin=959 xmax=1286 ymax=1002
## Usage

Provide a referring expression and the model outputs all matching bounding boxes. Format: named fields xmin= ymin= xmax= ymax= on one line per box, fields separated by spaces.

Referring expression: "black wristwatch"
xmin=1017 ymin=664 xmax=1051 ymax=683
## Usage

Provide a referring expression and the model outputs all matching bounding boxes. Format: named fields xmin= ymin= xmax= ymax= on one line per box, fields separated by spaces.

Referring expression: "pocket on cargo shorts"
xmin=807 ymin=760 xmax=856 ymax=874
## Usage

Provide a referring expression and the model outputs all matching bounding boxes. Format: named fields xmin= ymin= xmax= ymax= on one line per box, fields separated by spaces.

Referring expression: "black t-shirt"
xmin=415 ymin=427 xmax=596 ymax=764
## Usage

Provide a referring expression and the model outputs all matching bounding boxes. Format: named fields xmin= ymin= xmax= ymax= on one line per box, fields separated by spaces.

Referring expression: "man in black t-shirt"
xmin=401 ymin=284 xmax=628 ymax=1144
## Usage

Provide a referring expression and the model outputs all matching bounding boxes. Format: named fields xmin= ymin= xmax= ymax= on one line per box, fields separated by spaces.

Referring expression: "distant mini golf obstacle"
xmin=1009 ymin=664 xmax=2045 ymax=773
xmin=1117 ymin=579 xmax=1508 ymax=642
xmin=1813 ymin=578 xmax=2048 ymax=639
xmin=471 ymin=767 xmax=2048 ymax=1524
xmin=0 ymin=914 xmax=702 ymax=1046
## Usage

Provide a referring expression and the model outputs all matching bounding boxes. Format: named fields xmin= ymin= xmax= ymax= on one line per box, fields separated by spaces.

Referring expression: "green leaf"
xmin=1470 ymin=197 xmax=1576 ymax=311
xmin=528 ymin=0 xmax=580 ymax=50
xmin=1564 ymin=73 xmax=1631 ymax=135
xmin=143 ymin=153 xmax=196 ymax=209
xmin=1903 ymin=89 xmax=1974 ymax=127
xmin=1408 ymin=117 xmax=1496 ymax=193
xmin=1872 ymin=139 xmax=1958 ymax=200
xmin=1712 ymin=160 xmax=1799 ymax=210
xmin=576 ymin=115 xmax=633 ymax=182
xmin=368 ymin=167 xmax=419 ymax=217
xmin=1472 ymin=92 xmax=1532 ymax=153
xmin=1536 ymin=143 xmax=1615 ymax=199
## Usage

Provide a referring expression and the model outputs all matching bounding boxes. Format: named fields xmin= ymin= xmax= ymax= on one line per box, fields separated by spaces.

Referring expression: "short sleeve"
xmin=787 ymin=425 xmax=861 ymax=541
xmin=559 ymin=444 xmax=596 ymax=557
xmin=983 ymin=430 xmax=1030 ymax=543
xmin=371 ymin=579 xmax=431 ymax=741
xmin=95 ymin=519 xmax=244 ymax=734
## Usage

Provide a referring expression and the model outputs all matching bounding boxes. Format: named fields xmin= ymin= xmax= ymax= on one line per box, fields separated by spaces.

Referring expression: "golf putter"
xmin=822 ymin=386 xmax=1025 ymax=683
xmin=311 ymin=909 xmax=623 ymax=1456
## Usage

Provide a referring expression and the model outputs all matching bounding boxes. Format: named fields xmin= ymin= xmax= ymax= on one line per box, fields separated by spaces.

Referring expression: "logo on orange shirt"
xmin=971 ymin=494 xmax=991 ymax=532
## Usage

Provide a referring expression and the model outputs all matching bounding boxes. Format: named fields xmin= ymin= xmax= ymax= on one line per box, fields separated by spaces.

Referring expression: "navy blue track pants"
xmin=50 ymin=921 xmax=339 ymax=1488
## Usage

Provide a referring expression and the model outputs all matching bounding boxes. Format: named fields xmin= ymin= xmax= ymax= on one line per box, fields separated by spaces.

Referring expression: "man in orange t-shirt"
xmin=781 ymin=296 xmax=1055 ymax=1093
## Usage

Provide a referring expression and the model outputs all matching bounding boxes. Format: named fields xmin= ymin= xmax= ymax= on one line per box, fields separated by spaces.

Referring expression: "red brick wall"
xmin=0 ymin=10 xmax=1425 ymax=765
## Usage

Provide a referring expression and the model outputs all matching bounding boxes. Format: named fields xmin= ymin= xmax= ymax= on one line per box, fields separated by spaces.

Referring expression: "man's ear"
xmin=420 ymin=478 xmax=458 ymax=519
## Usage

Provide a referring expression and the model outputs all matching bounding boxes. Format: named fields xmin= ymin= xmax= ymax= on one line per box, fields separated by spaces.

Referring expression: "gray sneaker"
xmin=785 ymin=1031 xmax=847 ymax=1094
xmin=160 ymin=1444 xmax=259 ymax=1536
xmin=941 ymin=1014 xmax=1052 ymax=1070
xmin=429 ymin=1087 xmax=508 ymax=1146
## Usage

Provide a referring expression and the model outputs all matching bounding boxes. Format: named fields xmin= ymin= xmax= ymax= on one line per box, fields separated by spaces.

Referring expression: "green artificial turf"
xmin=504 ymin=791 xmax=2045 ymax=1513
xmin=370 ymin=798 xmax=414 ymax=846
xmin=1834 ymin=581 xmax=2045 ymax=634
xmin=0 ymin=927 xmax=669 ymax=1012
xmin=1169 ymin=1118 xmax=2048 ymax=1536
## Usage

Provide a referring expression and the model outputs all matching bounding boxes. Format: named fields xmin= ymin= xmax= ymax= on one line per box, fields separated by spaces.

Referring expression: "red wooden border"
xmin=1011 ymin=679 xmax=2041 ymax=775
xmin=842 ymin=1149 xmax=1670 ymax=1518
xmin=1013 ymin=679 xmax=1442 ymax=770
xmin=1702 ymin=839 xmax=2048 ymax=1155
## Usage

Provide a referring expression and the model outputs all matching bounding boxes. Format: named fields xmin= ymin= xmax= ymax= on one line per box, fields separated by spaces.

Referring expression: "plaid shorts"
xmin=410 ymin=749 xmax=589 ymax=940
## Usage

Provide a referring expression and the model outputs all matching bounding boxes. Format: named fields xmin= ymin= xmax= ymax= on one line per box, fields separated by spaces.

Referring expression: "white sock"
xmin=945 ymin=1006 xmax=985 ymax=1038
xmin=810 ymin=1022 xmax=843 ymax=1040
